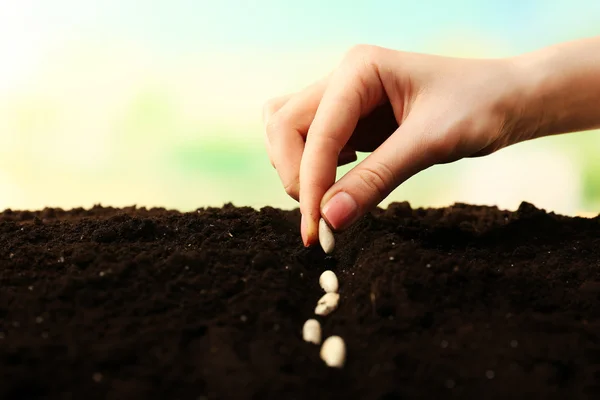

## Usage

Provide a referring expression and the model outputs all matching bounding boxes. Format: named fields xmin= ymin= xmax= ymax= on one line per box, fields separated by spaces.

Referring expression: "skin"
xmin=263 ymin=36 xmax=600 ymax=247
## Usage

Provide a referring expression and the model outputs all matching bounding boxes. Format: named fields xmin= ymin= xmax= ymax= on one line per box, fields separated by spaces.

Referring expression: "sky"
xmin=0 ymin=0 xmax=599 ymax=215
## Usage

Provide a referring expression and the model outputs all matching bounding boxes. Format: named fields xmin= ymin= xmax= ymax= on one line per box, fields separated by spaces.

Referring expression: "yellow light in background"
xmin=0 ymin=2 xmax=598 ymax=215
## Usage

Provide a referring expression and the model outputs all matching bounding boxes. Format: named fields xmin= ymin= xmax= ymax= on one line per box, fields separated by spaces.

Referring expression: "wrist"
xmin=507 ymin=37 xmax=600 ymax=140
xmin=504 ymin=51 xmax=555 ymax=142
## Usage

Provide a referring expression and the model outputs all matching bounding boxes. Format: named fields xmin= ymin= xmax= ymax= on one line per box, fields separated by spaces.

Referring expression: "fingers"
xmin=263 ymin=94 xmax=293 ymax=168
xmin=299 ymin=45 xmax=387 ymax=245
xmin=320 ymin=114 xmax=450 ymax=231
xmin=265 ymin=81 xmax=326 ymax=200
xmin=262 ymin=79 xmax=360 ymax=198
xmin=262 ymin=94 xmax=293 ymax=125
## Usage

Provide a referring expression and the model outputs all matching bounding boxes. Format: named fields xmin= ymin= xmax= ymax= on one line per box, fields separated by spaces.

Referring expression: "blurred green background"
xmin=1 ymin=0 xmax=599 ymax=216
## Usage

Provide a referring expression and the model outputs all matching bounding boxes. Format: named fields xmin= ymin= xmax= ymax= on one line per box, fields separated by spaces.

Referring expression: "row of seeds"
xmin=302 ymin=218 xmax=346 ymax=368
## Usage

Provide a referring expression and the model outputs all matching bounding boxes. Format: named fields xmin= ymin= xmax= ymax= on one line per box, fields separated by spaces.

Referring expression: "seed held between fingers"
xmin=319 ymin=218 xmax=335 ymax=254
xmin=302 ymin=319 xmax=322 ymax=344
xmin=320 ymin=335 xmax=346 ymax=368
xmin=319 ymin=270 xmax=339 ymax=293
xmin=315 ymin=292 xmax=340 ymax=316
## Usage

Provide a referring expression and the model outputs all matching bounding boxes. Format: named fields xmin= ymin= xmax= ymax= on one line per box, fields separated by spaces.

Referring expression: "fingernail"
xmin=322 ymin=192 xmax=358 ymax=231
xmin=301 ymin=214 xmax=308 ymax=247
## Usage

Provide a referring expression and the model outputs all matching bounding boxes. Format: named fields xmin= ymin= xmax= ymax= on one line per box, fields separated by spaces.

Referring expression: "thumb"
xmin=320 ymin=115 xmax=446 ymax=231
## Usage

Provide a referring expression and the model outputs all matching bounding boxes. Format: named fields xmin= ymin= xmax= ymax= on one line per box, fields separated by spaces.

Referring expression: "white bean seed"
xmin=315 ymin=292 xmax=340 ymax=316
xmin=320 ymin=335 xmax=346 ymax=368
xmin=319 ymin=218 xmax=335 ymax=254
xmin=319 ymin=270 xmax=339 ymax=293
xmin=302 ymin=319 xmax=322 ymax=344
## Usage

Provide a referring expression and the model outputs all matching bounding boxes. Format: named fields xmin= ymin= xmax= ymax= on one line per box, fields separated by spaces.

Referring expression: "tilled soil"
xmin=0 ymin=202 xmax=599 ymax=399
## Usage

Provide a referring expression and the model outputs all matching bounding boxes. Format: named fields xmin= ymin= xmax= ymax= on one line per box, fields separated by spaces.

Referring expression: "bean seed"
xmin=319 ymin=270 xmax=339 ymax=293
xmin=318 ymin=218 xmax=335 ymax=254
xmin=315 ymin=292 xmax=340 ymax=316
xmin=302 ymin=319 xmax=322 ymax=344
xmin=320 ymin=335 xmax=346 ymax=368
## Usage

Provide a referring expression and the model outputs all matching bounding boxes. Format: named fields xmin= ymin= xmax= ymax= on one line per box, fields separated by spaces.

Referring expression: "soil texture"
xmin=1 ymin=202 xmax=600 ymax=399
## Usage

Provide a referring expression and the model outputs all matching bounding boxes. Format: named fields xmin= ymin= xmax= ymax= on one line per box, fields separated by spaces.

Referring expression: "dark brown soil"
xmin=1 ymin=202 xmax=600 ymax=399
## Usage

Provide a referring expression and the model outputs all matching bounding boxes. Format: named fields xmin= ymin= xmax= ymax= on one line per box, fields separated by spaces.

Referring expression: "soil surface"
xmin=1 ymin=202 xmax=599 ymax=399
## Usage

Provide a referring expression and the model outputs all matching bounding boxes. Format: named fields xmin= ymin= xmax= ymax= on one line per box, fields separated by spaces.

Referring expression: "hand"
xmin=262 ymin=41 xmax=598 ymax=247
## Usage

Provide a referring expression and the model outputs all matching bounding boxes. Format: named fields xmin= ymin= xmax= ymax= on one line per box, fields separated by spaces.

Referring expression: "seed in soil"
xmin=319 ymin=270 xmax=339 ymax=293
xmin=3 ymin=203 xmax=599 ymax=398
xmin=320 ymin=335 xmax=346 ymax=368
xmin=315 ymin=292 xmax=340 ymax=316
xmin=302 ymin=319 xmax=321 ymax=344
xmin=318 ymin=218 xmax=335 ymax=254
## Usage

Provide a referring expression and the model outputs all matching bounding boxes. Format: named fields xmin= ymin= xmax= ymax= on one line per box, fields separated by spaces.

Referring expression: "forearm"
xmin=511 ymin=36 xmax=600 ymax=140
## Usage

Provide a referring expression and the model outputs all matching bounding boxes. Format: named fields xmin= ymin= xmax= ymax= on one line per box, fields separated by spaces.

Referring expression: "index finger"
xmin=299 ymin=47 xmax=386 ymax=245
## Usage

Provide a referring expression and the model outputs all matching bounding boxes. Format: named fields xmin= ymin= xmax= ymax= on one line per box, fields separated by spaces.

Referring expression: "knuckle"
xmin=314 ymin=132 xmax=341 ymax=149
xmin=283 ymin=181 xmax=299 ymax=200
xmin=262 ymin=98 xmax=279 ymax=122
xmin=263 ymin=95 xmax=292 ymax=126
xmin=356 ymin=162 xmax=395 ymax=199
xmin=263 ymin=95 xmax=285 ymax=114
xmin=345 ymin=44 xmax=377 ymax=62
xmin=263 ymin=98 xmax=276 ymax=112
xmin=265 ymin=113 xmax=288 ymax=140
xmin=340 ymin=45 xmax=382 ymax=109
xmin=262 ymin=106 xmax=272 ymax=121
xmin=309 ymin=134 xmax=344 ymax=160
xmin=344 ymin=44 xmax=383 ymax=75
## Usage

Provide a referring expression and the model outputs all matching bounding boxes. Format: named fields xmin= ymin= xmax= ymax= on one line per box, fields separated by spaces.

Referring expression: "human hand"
xmin=262 ymin=44 xmax=547 ymax=247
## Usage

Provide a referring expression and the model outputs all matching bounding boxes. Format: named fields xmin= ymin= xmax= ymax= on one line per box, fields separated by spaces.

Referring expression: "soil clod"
xmin=0 ymin=203 xmax=599 ymax=398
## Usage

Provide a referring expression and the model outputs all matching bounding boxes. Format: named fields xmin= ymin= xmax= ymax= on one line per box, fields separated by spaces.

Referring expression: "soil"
xmin=1 ymin=202 xmax=599 ymax=400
